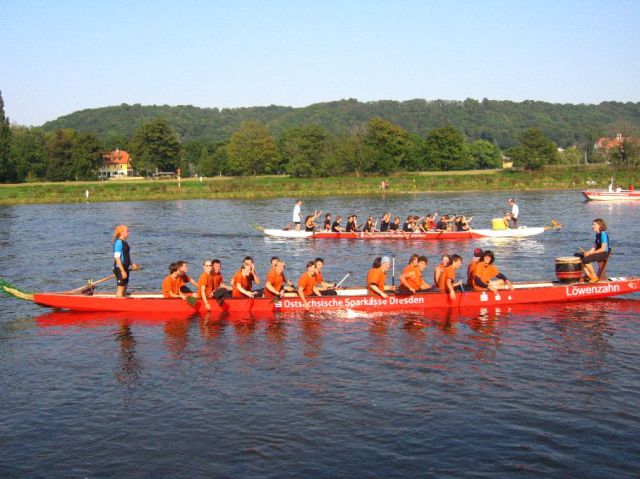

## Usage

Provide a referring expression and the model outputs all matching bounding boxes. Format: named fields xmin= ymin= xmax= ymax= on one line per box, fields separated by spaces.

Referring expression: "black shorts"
xmin=114 ymin=268 xmax=129 ymax=287
xmin=581 ymin=252 xmax=609 ymax=264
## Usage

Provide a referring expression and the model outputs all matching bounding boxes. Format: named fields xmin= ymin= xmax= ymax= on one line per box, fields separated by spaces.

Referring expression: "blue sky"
xmin=2 ymin=0 xmax=639 ymax=126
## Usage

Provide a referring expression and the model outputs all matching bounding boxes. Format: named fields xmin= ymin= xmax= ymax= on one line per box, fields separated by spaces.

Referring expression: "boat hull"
xmin=582 ymin=190 xmax=640 ymax=201
xmin=33 ymin=278 xmax=640 ymax=314
xmin=263 ymin=227 xmax=546 ymax=240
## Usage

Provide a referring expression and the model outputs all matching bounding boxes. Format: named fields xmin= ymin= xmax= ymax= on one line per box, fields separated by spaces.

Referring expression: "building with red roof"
xmin=98 ymin=149 xmax=133 ymax=179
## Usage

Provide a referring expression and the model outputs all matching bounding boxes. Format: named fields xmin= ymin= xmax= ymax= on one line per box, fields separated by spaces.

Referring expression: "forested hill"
xmin=42 ymin=98 xmax=640 ymax=149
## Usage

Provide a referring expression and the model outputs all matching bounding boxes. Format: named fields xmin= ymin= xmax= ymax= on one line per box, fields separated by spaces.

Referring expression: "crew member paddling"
xmin=113 ymin=225 xmax=138 ymax=297
xmin=437 ymin=254 xmax=463 ymax=300
xmin=399 ymin=254 xmax=431 ymax=293
xmin=314 ymin=257 xmax=337 ymax=296
xmin=198 ymin=260 xmax=215 ymax=311
xmin=367 ymin=256 xmax=391 ymax=299
xmin=298 ymin=260 xmax=322 ymax=310
xmin=211 ymin=259 xmax=232 ymax=302
xmin=470 ymin=250 xmax=514 ymax=292
xmin=264 ymin=259 xmax=288 ymax=298
xmin=162 ymin=262 xmax=196 ymax=299
xmin=232 ymin=262 xmax=258 ymax=298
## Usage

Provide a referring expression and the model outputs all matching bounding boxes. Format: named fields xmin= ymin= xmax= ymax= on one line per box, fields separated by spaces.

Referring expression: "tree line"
xmin=1 ymin=91 xmax=638 ymax=183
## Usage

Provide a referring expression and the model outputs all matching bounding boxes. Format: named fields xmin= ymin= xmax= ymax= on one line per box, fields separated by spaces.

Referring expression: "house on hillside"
xmin=594 ymin=133 xmax=624 ymax=151
xmin=98 ymin=149 xmax=133 ymax=179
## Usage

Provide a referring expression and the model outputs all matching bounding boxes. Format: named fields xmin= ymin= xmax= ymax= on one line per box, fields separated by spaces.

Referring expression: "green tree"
xmin=279 ymin=125 xmax=333 ymax=177
xmin=0 ymin=91 xmax=15 ymax=182
xmin=226 ymin=121 xmax=279 ymax=175
xmin=10 ymin=126 xmax=47 ymax=181
xmin=424 ymin=126 xmax=471 ymax=170
xmin=469 ymin=139 xmax=502 ymax=169
xmin=130 ymin=118 xmax=182 ymax=174
xmin=558 ymin=146 xmax=583 ymax=165
xmin=363 ymin=117 xmax=416 ymax=174
xmin=45 ymin=129 xmax=76 ymax=181
xmin=507 ymin=128 xmax=558 ymax=170
xmin=332 ymin=129 xmax=372 ymax=177
xmin=71 ymin=132 xmax=104 ymax=180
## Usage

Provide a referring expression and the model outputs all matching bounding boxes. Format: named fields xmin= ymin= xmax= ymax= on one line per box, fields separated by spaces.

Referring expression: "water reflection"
xmin=114 ymin=320 xmax=142 ymax=399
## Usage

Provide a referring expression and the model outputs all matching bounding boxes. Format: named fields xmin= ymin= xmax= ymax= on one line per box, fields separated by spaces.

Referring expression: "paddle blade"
xmin=185 ymin=296 xmax=198 ymax=307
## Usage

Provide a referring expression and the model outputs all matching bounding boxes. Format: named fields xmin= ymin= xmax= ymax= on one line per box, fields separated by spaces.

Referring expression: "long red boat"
xmin=262 ymin=227 xmax=551 ymax=240
xmin=3 ymin=277 xmax=637 ymax=316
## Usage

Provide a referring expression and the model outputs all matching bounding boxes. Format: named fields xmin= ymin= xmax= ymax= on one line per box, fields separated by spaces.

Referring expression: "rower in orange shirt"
xmin=314 ymin=257 xmax=337 ymax=296
xmin=367 ymin=256 xmax=391 ymax=298
xmin=197 ymin=260 xmax=215 ymax=311
xmin=232 ymin=262 xmax=258 ymax=298
xmin=466 ymin=248 xmax=484 ymax=288
xmin=437 ymin=254 xmax=464 ymax=300
xmin=433 ymin=254 xmax=450 ymax=285
xmin=470 ymin=250 xmax=514 ymax=292
xmin=162 ymin=262 xmax=196 ymax=299
xmin=399 ymin=254 xmax=431 ymax=294
xmin=298 ymin=260 xmax=322 ymax=309
xmin=264 ymin=259 xmax=288 ymax=298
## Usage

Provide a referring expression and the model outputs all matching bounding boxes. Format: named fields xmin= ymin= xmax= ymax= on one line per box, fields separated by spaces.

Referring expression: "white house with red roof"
xmin=98 ymin=149 xmax=133 ymax=179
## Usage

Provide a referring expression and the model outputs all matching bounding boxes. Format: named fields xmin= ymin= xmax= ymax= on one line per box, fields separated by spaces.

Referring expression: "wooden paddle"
xmin=67 ymin=274 xmax=116 ymax=294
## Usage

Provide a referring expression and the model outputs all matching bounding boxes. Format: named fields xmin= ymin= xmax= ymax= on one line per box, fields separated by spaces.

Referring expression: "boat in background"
xmin=261 ymin=224 xmax=558 ymax=240
xmin=582 ymin=189 xmax=640 ymax=201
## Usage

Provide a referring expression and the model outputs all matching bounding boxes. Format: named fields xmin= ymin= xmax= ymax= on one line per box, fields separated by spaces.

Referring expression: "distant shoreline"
xmin=1 ymin=166 xmax=637 ymax=205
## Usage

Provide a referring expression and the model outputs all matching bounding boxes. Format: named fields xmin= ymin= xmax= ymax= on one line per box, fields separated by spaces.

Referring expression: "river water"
xmin=1 ymin=190 xmax=639 ymax=477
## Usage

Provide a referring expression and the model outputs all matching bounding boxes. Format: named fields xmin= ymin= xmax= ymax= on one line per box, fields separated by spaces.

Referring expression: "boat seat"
xmin=597 ymin=249 xmax=612 ymax=280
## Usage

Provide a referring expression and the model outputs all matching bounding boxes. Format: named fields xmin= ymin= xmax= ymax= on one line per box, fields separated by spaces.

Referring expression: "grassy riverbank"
xmin=0 ymin=165 xmax=637 ymax=205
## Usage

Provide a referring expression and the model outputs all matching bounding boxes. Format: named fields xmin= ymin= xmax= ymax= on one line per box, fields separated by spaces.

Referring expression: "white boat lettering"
xmin=480 ymin=292 xmax=488 ymax=302
xmin=565 ymin=283 xmax=621 ymax=297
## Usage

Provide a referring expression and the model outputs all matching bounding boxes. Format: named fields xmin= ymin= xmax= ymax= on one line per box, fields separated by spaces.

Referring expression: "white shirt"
xmin=293 ymin=204 xmax=301 ymax=222
xmin=511 ymin=203 xmax=519 ymax=219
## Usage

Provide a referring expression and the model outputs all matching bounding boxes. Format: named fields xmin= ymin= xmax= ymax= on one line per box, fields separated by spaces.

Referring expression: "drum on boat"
xmin=555 ymin=257 xmax=583 ymax=283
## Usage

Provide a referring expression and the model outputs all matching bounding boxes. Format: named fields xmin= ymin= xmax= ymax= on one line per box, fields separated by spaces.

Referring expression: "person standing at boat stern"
xmin=581 ymin=218 xmax=611 ymax=283
xmin=293 ymin=200 xmax=303 ymax=231
xmin=113 ymin=225 xmax=138 ymax=297
xmin=508 ymin=198 xmax=519 ymax=227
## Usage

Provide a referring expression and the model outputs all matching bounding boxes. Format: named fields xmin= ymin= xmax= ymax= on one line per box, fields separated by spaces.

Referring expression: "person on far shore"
xmin=113 ymin=224 xmax=139 ymax=297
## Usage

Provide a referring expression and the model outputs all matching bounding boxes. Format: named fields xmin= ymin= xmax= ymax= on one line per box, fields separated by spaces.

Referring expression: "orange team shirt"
xmin=264 ymin=269 xmax=284 ymax=297
xmin=176 ymin=273 xmax=191 ymax=289
xmin=402 ymin=264 xmax=423 ymax=290
xmin=367 ymin=267 xmax=386 ymax=295
xmin=232 ymin=271 xmax=251 ymax=298
xmin=437 ymin=265 xmax=456 ymax=292
xmin=315 ymin=270 xmax=324 ymax=286
xmin=472 ymin=263 xmax=500 ymax=291
xmin=298 ymin=272 xmax=316 ymax=296
xmin=197 ymin=272 xmax=214 ymax=299
xmin=211 ymin=272 xmax=224 ymax=290
xmin=467 ymin=261 xmax=480 ymax=287
xmin=162 ymin=275 xmax=181 ymax=298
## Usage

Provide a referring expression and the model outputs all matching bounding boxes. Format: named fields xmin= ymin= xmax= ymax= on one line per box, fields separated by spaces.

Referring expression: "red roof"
xmin=104 ymin=150 xmax=131 ymax=166
xmin=595 ymin=135 xmax=623 ymax=150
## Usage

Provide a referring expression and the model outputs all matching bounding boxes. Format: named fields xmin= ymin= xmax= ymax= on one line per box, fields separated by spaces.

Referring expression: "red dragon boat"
xmin=3 ymin=277 xmax=638 ymax=316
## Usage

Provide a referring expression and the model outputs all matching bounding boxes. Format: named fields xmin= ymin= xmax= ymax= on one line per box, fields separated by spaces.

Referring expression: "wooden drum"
xmin=555 ymin=257 xmax=583 ymax=283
